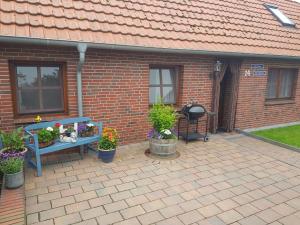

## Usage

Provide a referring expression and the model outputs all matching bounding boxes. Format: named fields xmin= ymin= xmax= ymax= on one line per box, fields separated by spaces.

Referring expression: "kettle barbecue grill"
xmin=177 ymin=103 xmax=210 ymax=143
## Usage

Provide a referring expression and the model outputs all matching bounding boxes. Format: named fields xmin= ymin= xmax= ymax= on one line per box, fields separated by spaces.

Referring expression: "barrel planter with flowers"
xmin=148 ymin=102 xmax=178 ymax=157
xmin=97 ymin=128 xmax=118 ymax=163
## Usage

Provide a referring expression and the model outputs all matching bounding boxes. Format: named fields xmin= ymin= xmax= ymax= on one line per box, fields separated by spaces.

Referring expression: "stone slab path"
xmin=25 ymin=134 xmax=300 ymax=225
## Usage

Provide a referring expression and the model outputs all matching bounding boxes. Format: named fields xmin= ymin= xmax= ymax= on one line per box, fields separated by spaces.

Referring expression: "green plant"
xmin=0 ymin=128 xmax=25 ymax=151
xmin=98 ymin=128 xmax=118 ymax=151
xmin=51 ymin=127 xmax=60 ymax=140
xmin=0 ymin=157 xmax=24 ymax=174
xmin=66 ymin=127 xmax=75 ymax=133
xmin=149 ymin=102 xmax=177 ymax=132
xmin=37 ymin=129 xmax=53 ymax=143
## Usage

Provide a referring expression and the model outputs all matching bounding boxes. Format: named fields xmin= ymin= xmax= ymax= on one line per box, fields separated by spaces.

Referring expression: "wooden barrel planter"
xmin=149 ymin=138 xmax=177 ymax=157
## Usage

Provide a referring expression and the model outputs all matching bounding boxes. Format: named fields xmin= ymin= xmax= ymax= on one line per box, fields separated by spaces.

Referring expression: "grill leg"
xmin=186 ymin=121 xmax=189 ymax=144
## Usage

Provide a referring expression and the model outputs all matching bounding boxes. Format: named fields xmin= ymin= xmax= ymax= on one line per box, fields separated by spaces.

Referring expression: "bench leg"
xmin=26 ymin=149 xmax=33 ymax=168
xmin=36 ymin=152 xmax=42 ymax=177
xmin=80 ymin=146 xmax=84 ymax=160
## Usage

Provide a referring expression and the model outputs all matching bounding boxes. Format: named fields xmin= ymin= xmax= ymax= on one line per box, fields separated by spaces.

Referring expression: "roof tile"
xmin=0 ymin=0 xmax=300 ymax=57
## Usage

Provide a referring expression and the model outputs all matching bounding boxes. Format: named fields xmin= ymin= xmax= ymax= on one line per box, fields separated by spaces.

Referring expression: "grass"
xmin=252 ymin=125 xmax=300 ymax=148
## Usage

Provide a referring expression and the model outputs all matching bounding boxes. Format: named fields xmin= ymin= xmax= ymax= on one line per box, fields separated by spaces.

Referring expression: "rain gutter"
xmin=0 ymin=36 xmax=300 ymax=61
xmin=76 ymin=43 xmax=87 ymax=117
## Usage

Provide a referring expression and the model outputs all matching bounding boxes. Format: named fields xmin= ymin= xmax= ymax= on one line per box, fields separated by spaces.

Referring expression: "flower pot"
xmin=0 ymin=147 xmax=27 ymax=159
xmin=97 ymin=149 xmax=116 ymax=163
xmin=149 ymin=138 xmax=177 ymax=157
xmin=4 ymin=170 xmax=24 ymax=189
xmin=39 ymin=140 xmax=54 ymax=148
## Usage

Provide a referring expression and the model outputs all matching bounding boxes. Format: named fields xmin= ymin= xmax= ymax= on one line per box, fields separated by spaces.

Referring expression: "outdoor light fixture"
xmin=214 ymin=60 xmax=222 ymax=72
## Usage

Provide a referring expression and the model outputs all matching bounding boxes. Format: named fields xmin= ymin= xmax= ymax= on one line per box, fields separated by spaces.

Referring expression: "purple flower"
xmin=78 ymin=124 xmax=87 ymax=133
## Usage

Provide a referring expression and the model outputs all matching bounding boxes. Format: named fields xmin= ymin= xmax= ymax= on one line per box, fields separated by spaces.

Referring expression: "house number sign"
xmin=245 ymin=64 xmax=266 ymax=77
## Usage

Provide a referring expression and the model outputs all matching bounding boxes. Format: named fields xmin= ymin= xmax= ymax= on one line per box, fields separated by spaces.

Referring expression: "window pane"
xmin=149 ymin=69 xmax=160 ymax=85
xmin=16 ymin=66 xmax=38 ymax=88
xmin=149 ymin=87 xmax=161 ymax=103
xmin=42 ymin=89 xmax=63 ymax=110
xmin=41 ymin=67 xmax=60 ymax=86
xmin=279 ymin=70 xmax=293 ymax=98
xmin=18 ymin=89 xmax=40 ymax=112
xmin=267 ymin=70 xmax=278 ymax=99
xmin=162 ymin=69 xmax=174 ymax=85
xmin=162 ymin=86 xmax=175 ymax=103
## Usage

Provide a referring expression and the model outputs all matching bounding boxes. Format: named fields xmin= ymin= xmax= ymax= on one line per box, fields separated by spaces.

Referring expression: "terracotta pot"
xmin=38 ymin=140 xmax=54 ymax=148
xmin=149 ymin=138 xmax=177 ymax=157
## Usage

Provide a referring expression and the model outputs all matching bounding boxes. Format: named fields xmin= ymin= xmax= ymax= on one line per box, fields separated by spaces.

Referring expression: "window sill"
xmin=14 ymin=112 xmax=69 ymax=125
xmin=265 ymin=99 xmax=295 ymax=106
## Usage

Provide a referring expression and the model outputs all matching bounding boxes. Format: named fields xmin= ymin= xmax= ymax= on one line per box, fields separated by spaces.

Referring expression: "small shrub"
xmin=149 ymin=102 xmax=177 ymax=132
xmin=0 ymin=128 xmax=25 ymax=151
xmin=0 ymin=157 xmax=24 ymax=174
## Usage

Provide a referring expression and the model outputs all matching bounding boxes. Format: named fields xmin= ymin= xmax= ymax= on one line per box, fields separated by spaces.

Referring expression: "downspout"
xmin=77 ymin=44 xmax=87 ymax=117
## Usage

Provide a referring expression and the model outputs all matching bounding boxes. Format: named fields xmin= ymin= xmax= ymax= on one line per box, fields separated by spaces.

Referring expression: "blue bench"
xmin=24 ymin=117 xmax=102 ymax=176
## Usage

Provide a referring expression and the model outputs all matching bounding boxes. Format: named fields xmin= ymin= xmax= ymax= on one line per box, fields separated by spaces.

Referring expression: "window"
xmin=264 ymin=4 xmax=295 ymax=27
xmin=149 ymin=67 xmax=178 ymax=104
xmin=10 ymin=61 xmax=67 ymax=115
xmin=266 ymin=68 xmax=297 ymax=100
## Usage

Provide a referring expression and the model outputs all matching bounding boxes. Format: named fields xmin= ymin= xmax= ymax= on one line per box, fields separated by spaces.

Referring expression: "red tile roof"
xmin=0 ymin=0 xmax=300 ymax=57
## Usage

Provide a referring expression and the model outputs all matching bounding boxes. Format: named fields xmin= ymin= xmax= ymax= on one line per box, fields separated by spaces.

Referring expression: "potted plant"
xmin=78 ymin=123 xmax=95 ymax=137
xmin=97 ymin=128 xmax=118 ymax=163
xmin=0 ymin=157 xmax=24 ymax=188
xmin=64 ymin=127 xmax=75 ymax=137
xmin=148 ymin=102 xmax=178 ymax=157
xmin=37 ymin=128 xmax=55 ymax=148
xmin=0 ymin=128 xmax=27 ymax=158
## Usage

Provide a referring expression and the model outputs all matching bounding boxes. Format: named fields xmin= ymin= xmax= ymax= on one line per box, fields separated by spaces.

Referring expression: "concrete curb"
xmin=236 ymin=128 xmax=300 ymax=153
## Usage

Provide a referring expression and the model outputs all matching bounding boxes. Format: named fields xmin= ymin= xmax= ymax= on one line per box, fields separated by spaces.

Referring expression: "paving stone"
xmin=96 ymin=212 xmax=123 ymax=225
xmin=286 ymin=197 xmax=300 ymax=210
xmin=65 ymin=201 xmax=90 ymax=214
xmin=103 ymin=178 xmax=122 ymax=187
xmin=279 ymin=214 xmax=300 ymax=225
xmin=156 ymin=217 xmax=184 ymax=225
xmin=179 ymin=199 xmax=202 ymax=212
xmin=235 ymin=203 xmax=260 ymax=217
xmin=89 ymin=195 xmax=112 ymax=208
xmin=216 ymin=199 xmax=239 ymax=211
xmin=74 ymin=218 xmax=98 ymax=225
xmin=51 ymin=196 xmax=75 ymax=208
xmin=54 ymin=213 xmax=82 ymax=225
xmin=239 ymin=215 xmax=266 ymax=225
xmin=61 ymin=187 xmax=83 ymax=197
xmin=120 ymin=205 xmax=146 ymax=219
xmin=38 ymin=191 xmax=61 ymax=202
xmin=27 ymin=213 xmax=39 ymax=224
xmin=115 ymin=217 xmax=141 ymax=225
xmin=75 ymin=191 xmax=97 ymax=202
xmin=159 ymin=205 xmax=184 ymax=218
xmin=178 ymin=210 xmax=204 ymax=224
xmin=161 ymin=194 xmax=185 ymax=206
xmin=111 ymin=190 xmax=133 ymax=201
xmin=48 ymin=183 xmax=70 ymax=192
xmin=138 ymin=211 xmax=164 ymax=225
xmin=251 ymin=198 xmax=275 ymax=210
xmin=96 ymin=186 xmax=118 ymax=197
xmin=271 ymin=203 xmax=296 ymax=216
xmin=39 ymin=207 xmax=65 ymax=221
xmin=217 ymin=209 xmax=243 ymax=224
xmin=256 ymin=208 xmax=283 ymax=223
xmin=197 ymin=204 xmax=222 ymax=218
xmin=145 ymin=190 xmax=167 ymax=201
xmin=142 ymin=199 xmax=165 ymax=212
xmin=104 ymin=200 xmax=128 ymax=213
xmin=125 ymin=195 xmax=148 ymax=207
xmin=80 ymin=206 xmax=106 ymax=220
xmin=32 ymin=219 xmax=54 ymax=225
xmin=26 ymin=201 xmax=51 ymax=214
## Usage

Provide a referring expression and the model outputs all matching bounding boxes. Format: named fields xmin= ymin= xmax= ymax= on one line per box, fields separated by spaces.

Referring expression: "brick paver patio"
xmin=25 ymin=134 xmax=300 ymax=225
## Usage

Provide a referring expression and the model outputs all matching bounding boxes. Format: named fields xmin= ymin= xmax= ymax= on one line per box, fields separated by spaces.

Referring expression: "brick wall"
xmin=0 ymin=44 xmax=299 ymax=144
xmin=0 ymin=44 xmax=214 ymax=144
xmin=235 ymin=58 xmax=300 ymax=129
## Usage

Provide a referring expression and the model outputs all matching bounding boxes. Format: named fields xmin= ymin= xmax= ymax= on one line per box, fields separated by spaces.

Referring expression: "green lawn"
xmin=252 ymin=125 xmax=300 ymax=148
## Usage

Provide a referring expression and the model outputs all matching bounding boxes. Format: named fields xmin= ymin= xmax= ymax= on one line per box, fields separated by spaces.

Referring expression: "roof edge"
xmin=1 ymin=36 xmax=300 ymax=60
